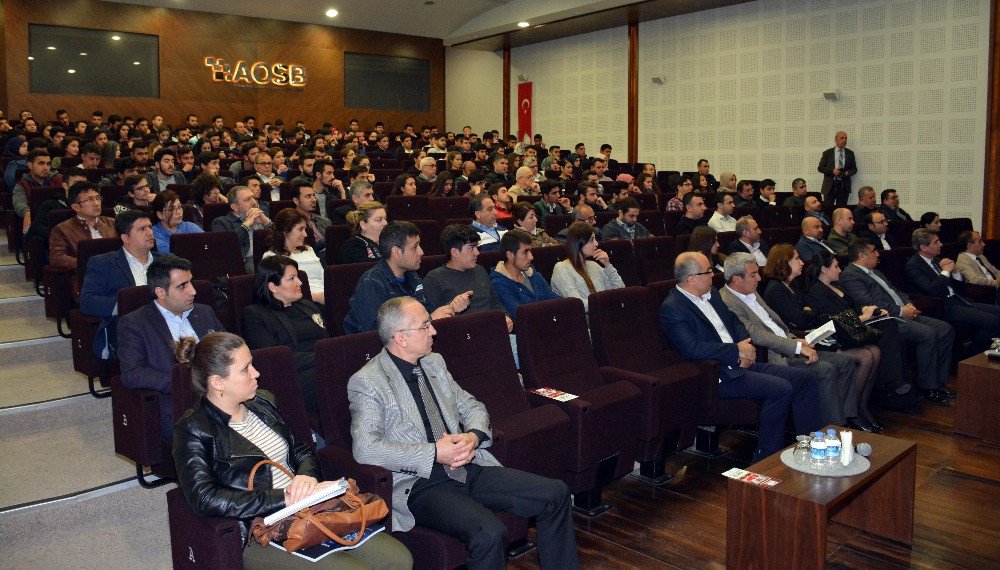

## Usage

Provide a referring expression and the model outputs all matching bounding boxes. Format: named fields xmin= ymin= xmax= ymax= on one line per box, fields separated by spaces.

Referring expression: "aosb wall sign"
xmin=204 ymin=57 xmax=306 ymax=88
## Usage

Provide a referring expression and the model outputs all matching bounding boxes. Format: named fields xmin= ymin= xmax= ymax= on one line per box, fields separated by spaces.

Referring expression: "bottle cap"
xmin=827 ymin=428 xmax=836 ymax=435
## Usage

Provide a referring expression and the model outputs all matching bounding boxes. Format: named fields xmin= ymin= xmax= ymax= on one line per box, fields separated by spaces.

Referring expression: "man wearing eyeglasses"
xmin=49 ymin=182 xmax=118 ymax=276
xmin=348 ymin=296 xmax=578 ymax=569
xmin=251 ymin=150 xmax=282 ymax=193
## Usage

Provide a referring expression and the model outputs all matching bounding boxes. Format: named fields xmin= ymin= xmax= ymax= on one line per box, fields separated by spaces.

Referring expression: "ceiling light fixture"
xmin=47 ymin=46 xmax=56 ymax=50
xmin=325 ymin=8 xmax=339 ymax=18
xmin=111 ymin=35 xmax=121 ymax=41
xmin=517 ymin=21 xmax=530 ymax=28
xmin=133 ymin=61 xmax=141 ymax=65
xmin=28 ymin=56 xmax=34 ymax=61
xmin=80 ymin=52 xmax=88 ymax=56
xmin=68 ymin=69 xmax=76 ymax=74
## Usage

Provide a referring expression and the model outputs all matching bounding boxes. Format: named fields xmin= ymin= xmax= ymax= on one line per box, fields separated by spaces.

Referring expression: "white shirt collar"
xmin=678 ymin=285 xmax=711 ymax=303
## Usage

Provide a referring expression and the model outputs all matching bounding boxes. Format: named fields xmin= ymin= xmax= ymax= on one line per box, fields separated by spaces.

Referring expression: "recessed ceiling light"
xmin=68 ymin=69 xmax=76 ymax=74
xmin=133 ymin=61 xmax=141 ymax=65
xmin=325 ymin=8 xmax=338 ymax=17
xmin=47 ymin=46 xmax=56 ymax=50
xmin=80 ymin=52 xmax=88 ymax=56
xmin=111 ymin=35 xmax=121 ymax=41
xmin=28 ymin=56 xmax=34 ymax=61
xmin=517 ymin=22 xmax=530 ymax=28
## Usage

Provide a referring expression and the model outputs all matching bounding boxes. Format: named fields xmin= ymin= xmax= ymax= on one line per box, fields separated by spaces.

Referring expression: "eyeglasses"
xmin=397 ymin=321 xmax=433 ymax=334
xmin=691 ymin=270 xmax=714 ymax=277
xmin=256 ymin=160 xmax=272 ymax=166
xmin=76 ymin=195 xmax=103 ymax=205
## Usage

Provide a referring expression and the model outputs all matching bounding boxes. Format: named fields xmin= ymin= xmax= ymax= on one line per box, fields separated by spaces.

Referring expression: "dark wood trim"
xmin=984 ymin=1 xmax=999 ymax=239
xmin=502 ymin=43 xmax=511 ymax=138
xmin=627 ymin=20 xmax=638 ymax=165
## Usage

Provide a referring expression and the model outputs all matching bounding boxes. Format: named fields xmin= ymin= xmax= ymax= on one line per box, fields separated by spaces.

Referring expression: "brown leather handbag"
xmin=246 ymin=459 xmax=390 ymax=553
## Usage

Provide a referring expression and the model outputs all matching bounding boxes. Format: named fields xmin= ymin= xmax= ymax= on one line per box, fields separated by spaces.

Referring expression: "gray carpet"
xmin=0 ymin=358 xmax=85 ymax=408
xmin=0 ymin=397 xmax=134 ymax=509
xmin=1 ymin=484 xmax=173 ymax=569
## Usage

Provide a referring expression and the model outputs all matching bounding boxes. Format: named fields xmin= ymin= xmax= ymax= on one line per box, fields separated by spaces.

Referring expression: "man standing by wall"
xmin=818 ymin=131 xmax=857 ymax=206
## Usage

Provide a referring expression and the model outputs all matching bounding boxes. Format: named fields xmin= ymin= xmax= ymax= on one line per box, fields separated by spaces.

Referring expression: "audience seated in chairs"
xmin=719 ymin=252 xmax=858 ymax=427
xmin=79 ymin=209 xmax=157 ymax=359
xmin=469 ymin=193 xmax=508 ymax=252
xmin=672 ymin=192 xmax=708 ymax=237
xmin=343 ymin=221 xmax=471 ymax=334
xmin=726 ymin=216 xmax=770 ymax=265
xmin=551 ymin=222 xmax=625 ymax=313
xmin=337 ymin=201 xmax=387 ymax=265
xmin=144 ymin=148 xmax=186 ymax=192
xmin=903 ymin=229 xmax=1000 ymax=355
xmin=290 ymin=179 xmax=332 ymax=259
xmin=828 ymin=208 xmax=859 ymax=256
xmin=49 ymin=181 xmax=118 ymax=276
xmin=212 ymin=185 xmax=272 ymax=274
xmin=878 ymin=188 xmax=912 ymax=223
xmin=13 ymin=148 xmax=63 ymax=229
xmin=114 ymin=174 xmax=154 ymax=215
xmin=118 ymin=255 xmax=223 ymax=442
xmin=262 ymin=209 xmax=325 ymax=303
xmin=331 ymin=179 xmax=375 ymax=225
xmin=511 ymin=202 xmax=559 ymax=247
xmin=858 ymin=210 xmax=896 ymax=251
xmin=486 ymin=182 xmax=514 ymax=222
xmin=707 ymin=193 xmax=737 ymax=233
xmin=391 ymin=173 xmax=417 ymax=197
xmin=659 ymin=251 xmax=823 ymax=460
xmin=241 ymin=255 xmax=328 ymax=418
xmin=687 ymin=225 xmax=727 ymax=272
xmin=533 ymin=179 xmax=572 ymax=224
xmin=151 ymin=190 xmax=203 ymax=254
xmin=24 ymin=167 xmax=88 ymax=249
xmin=347 ymin=297 xmax=577 ymax=569
xmin=599 ymin=198 xmax=649 ymax=241
xmin=187 ymin=172 xmax=227 ymax=229
xmin=802 ymin=250 xmax=909 ymax=430
xmin=490 ymin=229 xmax=560 ymax=317
xmin=796 ymin=216 xmax=837 ymax=260
xmin=172 ymin=332 xmax=413 ymax=569
xmin=782 ymin=178 xmax=809 ymax=208
xmin=954 ymin=230 xmax=1000 ymax=289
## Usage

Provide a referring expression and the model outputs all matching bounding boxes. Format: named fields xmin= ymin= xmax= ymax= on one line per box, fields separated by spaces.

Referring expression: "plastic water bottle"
xmin=809 ymin=431 xmax=827 ymax=469
xmin=825 ymin=429 xmax=841 ymax=465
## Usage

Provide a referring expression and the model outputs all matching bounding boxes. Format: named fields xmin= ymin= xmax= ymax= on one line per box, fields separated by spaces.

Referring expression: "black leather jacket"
xmin=173 ymin=390 xmax=319 ymax=522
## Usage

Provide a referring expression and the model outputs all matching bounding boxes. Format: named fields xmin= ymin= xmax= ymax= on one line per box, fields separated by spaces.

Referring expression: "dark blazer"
xmin=211 ymin=211 xmax=269 ymax=269
xmin=796 ymin=235 xmax=836 ymax=262
xmin=732 ymin=195 xmax=757 ymax=209
xmin=817 ymin=146 xmax=857 ymax=198
xmin=79 ymin=249 xmax=160 ymax=359
xmin=902 ymin=254 xmax=969 ymax=301
xmin=858 ymin=230 xmax=896 ymax=251
xmin=673 ymin=216 xmax=707 ymax=237
xmin=805 ymin=282 xmax=859 ymax=319
xmin=837 ymin=263 xmax=910 ymax=317
xmin=118 ymin=302 xmax=223 ymax=441
xmin=727 ymin=237 xmax=771 ymax=257
xmin=804 ymin=210 xmax=831 ymax=227
xmin=878 ymin=205 xmax=912 ymax=223
xmin=762 ymin=280 xmax=814 ymax=330
xmin=241 ymin=300 xmax=327 ymax=373
xmin=659 ymin=286 xmax=750 ymax=380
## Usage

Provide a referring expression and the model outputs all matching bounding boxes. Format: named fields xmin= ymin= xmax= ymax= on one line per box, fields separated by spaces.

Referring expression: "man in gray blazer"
xmin=348 ymin=296 xmax=578 ymax=569
xmin=719 ymin=253 xmax=856 ymax=426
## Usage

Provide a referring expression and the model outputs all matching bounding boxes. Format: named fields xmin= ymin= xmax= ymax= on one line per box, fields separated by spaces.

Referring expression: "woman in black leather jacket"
xmin=172 ymin=332 xmax=412 ymax=569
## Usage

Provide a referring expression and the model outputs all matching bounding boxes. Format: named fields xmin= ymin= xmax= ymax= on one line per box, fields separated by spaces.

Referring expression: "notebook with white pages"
xmin=264 ymin=478 xmax=350 ymax=525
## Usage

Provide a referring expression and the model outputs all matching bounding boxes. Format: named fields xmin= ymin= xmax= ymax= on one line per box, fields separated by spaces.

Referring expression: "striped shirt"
xmin=228 ymin=407 xmax=293 ymax=489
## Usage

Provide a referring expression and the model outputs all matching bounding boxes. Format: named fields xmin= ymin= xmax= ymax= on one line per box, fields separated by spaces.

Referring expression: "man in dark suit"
xmin=659 ymin=251 xmax=822 ymax=460
xmin=782 ymin=178 xmax=808 ymax=208
xmin=817 ymin=130 xmax=857 ymax=206
xmin=852 ymin=186 xmax=877 ymax=224
xmin=858 ymin=211 xmax=896 ymax=251
xmin=79 ymin=210 xmax=158 ymax=360
xmin=673 ymin=192 xmax=708 ymax=236
xmin=727 ymin=216 xmax=770 ymax=265
xmin=732 ymin=180 xmax=757 ymax=209
xmin=838 ymin=239 xmax=955 ymax=405
xmin=118 ymin=255 xmax=223 ymax=442
xmin=878 ymin=189 xmax=912 ymax=223
xmin=211 ymin=185 xmax=272 ymax=273
xmin=903 ymin=229 xmax=1000 ymax=355
xmin=802 ymin=195 xmax=831 ymax=227
xmin=796 ymin=217 xmax=837 ymax=261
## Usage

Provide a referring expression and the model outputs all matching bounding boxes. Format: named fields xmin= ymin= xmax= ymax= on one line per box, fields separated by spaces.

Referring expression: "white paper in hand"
xmin=264 ymin=479 xmax=350 ymax=525
xmin=805 ymin=320 xmax=836 ymax=347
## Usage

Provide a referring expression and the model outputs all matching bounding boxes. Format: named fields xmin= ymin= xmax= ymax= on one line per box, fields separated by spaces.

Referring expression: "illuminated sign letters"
xmin=204 ymin=57 xmax=306 ymax=88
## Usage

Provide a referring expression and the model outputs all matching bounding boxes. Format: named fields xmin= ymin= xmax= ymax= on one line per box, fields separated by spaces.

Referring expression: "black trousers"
xmin=408 ymin=466 xmax=578 ymax=570
xmin=943 ymin=297 xmax=1000 ymax=353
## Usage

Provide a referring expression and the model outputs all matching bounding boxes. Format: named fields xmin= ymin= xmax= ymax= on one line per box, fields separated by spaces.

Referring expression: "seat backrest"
xmin=662 ymin=211 xmax=683 ymax=235
xmin=476 ymin=250 xmax=502 ymax=272
xmin=601 ymin=239 xmax=641 ymax=286
xmin=325 ymin=199 xmax=352 ymax=220
xmin=323 ymin=261 xmax=377 ymax=336
xmin=646 ymin=279 xmax=678 ymax=308
xmin=325 ymin=224 xmax=354 ymax=265
xmin=418 ymin=254 xmax=446 ymax=278
xmin=76 ymin=237 xmax=122 ymax=283
xmin=252 ymin=229 xmax=271 ymax=269
xmin=386 ymin=195 xmax=431 ymax=221
xmin=529 ymin=244 xmax=568 ymax=282
xmin=117 ymin=280 xmax=215 ymax=318
xmin=171 ymin=231 xmax=247 ymax=280
xmin=429 ymin=196 xmax=472 ymax=225
xmin=637 ymin=209 xmax=666 ymax=236
xmin=589 ymin=287 xmax=675 ymax=372
xmin=543 ymin=214 xmax=572 ymax=237
xmin=515 ymin=297 xmax=607 ymax=394
xmin=202 ymin=203 xmax=231 ymax=230
xmin=411 ymin=219 xmax=443 ymax=255
xmin=431 ymin=311 xmax=531 ymax=419
xmin=28 ymin=186 xmax=61 ymax=217
xmin=314 ymin=332 xmax=383 ymax=446
xmin=634 ymin=236 xmax=675 ymax=283
xmin=47 ymin=208 xmax=74 ymax=229
xmin=940 ymin=217 xmax=972 ymax=244
xmin=633 ymin=194 xmax=658 ymax=211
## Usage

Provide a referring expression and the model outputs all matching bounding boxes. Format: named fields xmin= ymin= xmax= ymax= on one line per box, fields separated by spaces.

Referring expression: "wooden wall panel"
xmin=0 ymin=0 xmax=445 ymax=131
xmin=984 ymin=1 xmax=999 ymax=239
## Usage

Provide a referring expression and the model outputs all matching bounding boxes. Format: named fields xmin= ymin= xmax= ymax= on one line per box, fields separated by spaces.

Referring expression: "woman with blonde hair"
xmin=337 ymin=201 xmax=388 ymax=264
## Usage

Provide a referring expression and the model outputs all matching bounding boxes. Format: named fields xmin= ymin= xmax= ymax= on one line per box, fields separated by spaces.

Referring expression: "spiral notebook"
xmin=264 ymin=478 xmax=350 ymax=525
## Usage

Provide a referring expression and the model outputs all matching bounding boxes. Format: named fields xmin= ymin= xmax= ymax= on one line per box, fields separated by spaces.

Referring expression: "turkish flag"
xmin=517 ymin=82 xmax=532 ymax=146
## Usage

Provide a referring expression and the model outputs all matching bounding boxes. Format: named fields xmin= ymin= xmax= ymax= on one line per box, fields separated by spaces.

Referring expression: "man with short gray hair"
xmin=211 ymin=186 xmax=272 ymax=272
xmin=417 ymin=157 xmax=437 ymax=183
xmin=331 ymin=180 xmax=375 ymax=225
xmin=508 ymin=166 xmax=539 ymax=198
xmin=720 ymin=253 xmax=858 ymax=427
xmin=349 ymin=296 xmax=578 ymax=569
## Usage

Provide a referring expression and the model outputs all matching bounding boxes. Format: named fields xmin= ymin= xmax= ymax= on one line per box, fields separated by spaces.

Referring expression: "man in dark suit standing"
xmin=838 ymin=239 xmax=955 ymax=405
xmin=903 ymin=229 xmax=1000 ymax=355
xmin=817 ymin=131 xmax=857 ymax=206
xmin=878 ymin=189 xmax=912 ymax=223
xmin=659 ymin=252 xmax=822 ymax=460
xmin=118 ymin=255 xmax=223 ymax=442
xmin=727 ymin=216 xmax=770 ymax=265
xmin=79 ymin=210 xmax=158 ymax=360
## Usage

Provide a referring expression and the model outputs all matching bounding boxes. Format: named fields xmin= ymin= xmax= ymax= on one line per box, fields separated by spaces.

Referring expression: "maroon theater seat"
xmin=325 ymin=224 xmax=354 ymax=265
xmin=411 ymin=219 xmax=443 ymax=255
xmin=529 ymin=244 xmax=568 ymax=283
xmin=543 ymin=214 xmax=573 ymax=237
xmin=429 ymin=196 xmax=472 ymax=225
xmin=171 ymin=231 xmax=247 ymax=281
xmin=386 ymin=195 xmax=431 ymax=221
xmin=600 ymin=239 xmax=641 ymax=286
xmin=634 ymin=236 xmax=675 ymax=284
xmin=515 ymin=297 xmax=642 ymax=515
xmin=322 ymin=261 xmax=377 ymax=336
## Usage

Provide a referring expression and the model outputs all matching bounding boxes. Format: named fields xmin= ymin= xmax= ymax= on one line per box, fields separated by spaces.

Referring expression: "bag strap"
xmin=247 ymin=459 xmax=294 ymax=491
xmin=298 ymin=491 xmax=369 ymax=546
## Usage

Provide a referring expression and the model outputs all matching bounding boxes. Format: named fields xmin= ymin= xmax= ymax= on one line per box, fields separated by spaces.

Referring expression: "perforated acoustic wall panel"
xmin=509 ymin=26 xmax=629 ymax=160
xmin=637 ymin=0 xmax=989 ymax=220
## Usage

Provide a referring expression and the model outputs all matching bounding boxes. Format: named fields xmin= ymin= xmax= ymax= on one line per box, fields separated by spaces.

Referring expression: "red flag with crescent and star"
xmin=517 ymin=82 xmax=532 ymax=146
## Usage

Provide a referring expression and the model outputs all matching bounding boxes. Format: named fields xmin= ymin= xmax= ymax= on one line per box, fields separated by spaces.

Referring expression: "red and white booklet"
xmin=531 ymin=387 xmax=578 ymax=402
xmin=722 ymin=467 xmax=782 ymax=488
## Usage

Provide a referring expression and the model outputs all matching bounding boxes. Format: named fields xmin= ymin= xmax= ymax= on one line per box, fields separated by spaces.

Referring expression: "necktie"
xmin=868 ymin=270 xmax=906 ymax=307
xmin=413 ymin=366 xmax=467 ymax=483
xmin=977 ymin=256 xmax=997 ymax=279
